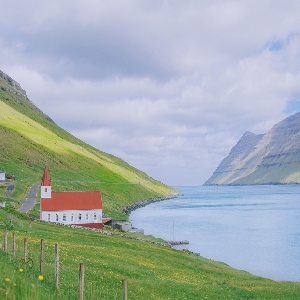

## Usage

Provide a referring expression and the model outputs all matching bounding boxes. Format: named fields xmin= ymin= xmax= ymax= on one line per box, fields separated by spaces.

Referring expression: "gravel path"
xmin=3 ymin=181 xmax=40 ymax=213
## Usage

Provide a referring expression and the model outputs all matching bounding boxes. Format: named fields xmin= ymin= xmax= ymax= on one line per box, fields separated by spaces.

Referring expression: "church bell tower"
xmin=41 ymin=165 xmax=51 ymax=198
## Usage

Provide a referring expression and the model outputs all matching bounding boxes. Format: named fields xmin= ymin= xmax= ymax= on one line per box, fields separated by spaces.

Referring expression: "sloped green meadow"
xmin=1 ymin=207 xmax=300 ymax=300
xmin=0 ymin=87 xmax=176 ymax=219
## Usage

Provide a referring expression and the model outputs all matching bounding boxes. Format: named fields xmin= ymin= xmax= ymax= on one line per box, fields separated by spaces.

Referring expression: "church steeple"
xmin=41 ymin=165 xmax=51 ymax=198
xmin=42 ymin=165 xmax=51 ymax=186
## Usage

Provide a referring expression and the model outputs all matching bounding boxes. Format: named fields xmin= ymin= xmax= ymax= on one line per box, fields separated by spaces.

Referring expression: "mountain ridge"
xmin=204 ymin=112 xmax=300 ymax=185
xmin=0 ymin=69 xmax=177 ymax=219
xmin=0 ymin=69 xmax=27 ymax=98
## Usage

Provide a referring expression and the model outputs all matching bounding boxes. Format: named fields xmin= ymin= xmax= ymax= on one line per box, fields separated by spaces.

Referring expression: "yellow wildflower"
xmin=4 ymin=278 xmax=10 ymax=282
xmin=19 ymin=268 xmax=23 ymax=272
xmin=38 ymin=275 xmax=44 ymax=281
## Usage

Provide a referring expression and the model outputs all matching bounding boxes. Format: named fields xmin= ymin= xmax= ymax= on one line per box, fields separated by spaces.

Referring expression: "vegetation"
xmin=1 ymin=206 xmax=300 ymax=299
xmin=0 ymin=82 xmax=177 ymax=219
xmin=1 ymin=76 xmax=300 ymax=299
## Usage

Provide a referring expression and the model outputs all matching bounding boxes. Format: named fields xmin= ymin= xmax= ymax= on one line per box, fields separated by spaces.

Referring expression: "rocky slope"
xmin=204 ymin=113 xmax=300 ymax=185
xmin=0 ymin=69 xmax=177 ymax=218
xmin=0 ymin=70 xmax=27 ymax=98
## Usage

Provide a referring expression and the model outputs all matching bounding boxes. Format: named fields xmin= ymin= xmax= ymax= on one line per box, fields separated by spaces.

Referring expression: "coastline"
xmin=203 ymin=182 xmax=300 ymax=186
xmin=129 ymin=185 xmax=300 ymax=281
xmin=122 ymin=192 xmax=181 ymax=215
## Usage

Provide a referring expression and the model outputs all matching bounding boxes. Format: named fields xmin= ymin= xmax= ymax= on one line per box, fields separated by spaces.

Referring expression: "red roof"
xmin=41 ymin=191 xmax=102 ymax=211
xmin=42 ymin=166 xmax=51 ymax=186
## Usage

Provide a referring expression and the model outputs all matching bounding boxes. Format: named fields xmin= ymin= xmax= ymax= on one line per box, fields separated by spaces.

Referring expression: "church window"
xmin=71 ymin=214 xmax=74 ymax=222
xmin=48 ymin=214 xmax=50 ymax=221
xmin=56 ymin=214 xmax=58 ymax=222
xmin=94 ymin=213 xmax=97 ymax=220
xmin=63 ymin=214 xmax=66 ymax=221
xmin=79 ymin=213 xmax=82 ymax=221
xmin=86 ymin=213 xmax=89 ymax=221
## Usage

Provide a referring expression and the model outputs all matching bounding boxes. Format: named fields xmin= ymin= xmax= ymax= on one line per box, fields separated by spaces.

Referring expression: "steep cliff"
xmin=204 ymin=113 xmax=300 ymax=185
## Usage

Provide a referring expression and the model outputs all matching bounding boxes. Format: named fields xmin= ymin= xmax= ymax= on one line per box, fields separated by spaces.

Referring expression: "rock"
xmin=204 ymin=112 xmax=300 ymax=185
xmin=0 ymin=70 xmax=27 ymax=98
xmin=122 ymin=194 xmax=181 ymax=215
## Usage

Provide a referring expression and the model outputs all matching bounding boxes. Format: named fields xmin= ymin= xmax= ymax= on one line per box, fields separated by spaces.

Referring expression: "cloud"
xmin=1 ymin=1 xmax=300 ymax=185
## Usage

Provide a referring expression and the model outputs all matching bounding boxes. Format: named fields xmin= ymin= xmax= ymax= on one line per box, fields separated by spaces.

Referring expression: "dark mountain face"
xmin=204 ymin=113 xmax=300 ymax=185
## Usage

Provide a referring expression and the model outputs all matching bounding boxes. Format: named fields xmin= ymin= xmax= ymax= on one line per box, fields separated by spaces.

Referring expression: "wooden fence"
xmin=2 ymin=229 xmax=128 ymax=300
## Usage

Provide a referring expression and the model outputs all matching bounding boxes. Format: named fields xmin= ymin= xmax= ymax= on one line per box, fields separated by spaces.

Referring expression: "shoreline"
xmin=122 ymin=193 xmax=181 ymax=215
xmin=204 ymin=182 xmax=300 ymax=186
xmin=132 ymin=185 xmax=299 ymax=282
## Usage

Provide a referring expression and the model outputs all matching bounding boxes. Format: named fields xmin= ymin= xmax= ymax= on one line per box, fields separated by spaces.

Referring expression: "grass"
xmin=0 ymin=206 xmax=300 ymax=299
xmin=0 ymin=253 xmax=55 ymax=300
xmin=0 ymin=86 xmax=177 ymax=219
xmin=0 ymin=185 xmax=6 ymax=197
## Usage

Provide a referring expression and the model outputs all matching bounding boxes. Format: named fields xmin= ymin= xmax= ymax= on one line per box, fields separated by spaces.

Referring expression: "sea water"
xmin=130 ymin=185 xmax=300 ymax=281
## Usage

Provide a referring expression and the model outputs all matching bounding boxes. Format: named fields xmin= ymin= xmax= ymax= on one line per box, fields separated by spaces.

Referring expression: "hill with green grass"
xmin=1 ymin=70 xmax=300 ymax=299
xmin=1 ymin=205 xmax=300 ymax=299
xmin=0 ymin=70 xmax=177 ymax=219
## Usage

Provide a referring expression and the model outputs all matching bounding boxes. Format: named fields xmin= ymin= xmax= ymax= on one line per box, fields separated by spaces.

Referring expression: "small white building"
xmin=0 ymin=170 xmax=5 ymax=181
xmin=40 ymin=166 xmax=103 ymax=229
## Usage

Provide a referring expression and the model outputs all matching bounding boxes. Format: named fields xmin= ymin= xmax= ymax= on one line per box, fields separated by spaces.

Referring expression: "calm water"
xmin=130 ymin=185 xmax=300 ymax=281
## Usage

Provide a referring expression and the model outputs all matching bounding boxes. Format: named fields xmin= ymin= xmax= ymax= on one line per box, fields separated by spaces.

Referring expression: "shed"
xmin=0 ymin=170 xmax=5 ymax=181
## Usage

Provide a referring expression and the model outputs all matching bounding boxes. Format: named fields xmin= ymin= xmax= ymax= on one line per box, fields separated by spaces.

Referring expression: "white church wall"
xmin=41 ymin=209 xmax=102 ymax=224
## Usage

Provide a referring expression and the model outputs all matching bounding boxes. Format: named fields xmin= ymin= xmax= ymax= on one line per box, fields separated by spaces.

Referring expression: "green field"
xmin=1 ymin=205 xmax=300 ymax=300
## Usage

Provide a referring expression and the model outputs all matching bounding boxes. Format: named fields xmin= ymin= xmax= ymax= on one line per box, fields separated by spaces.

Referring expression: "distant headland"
xmin=205 ymin=112 xmax=300 ymax=185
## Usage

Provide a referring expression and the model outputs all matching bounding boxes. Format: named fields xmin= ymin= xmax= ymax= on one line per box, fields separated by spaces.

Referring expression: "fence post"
xmin=79 ymin=262 xmax=84 ymax=300
xmin=55 ymin=243 xmax=59 ymax=290
xmin=24 ymin=238 xmax=28 ymax=263
xmin=122 ymin=279 xmax=127 ymax=300
xmin=12 ymin=232 xmax=16 ymax=257
xmin=4 ymin=229 xmax=8 ymax=252
xmin=40 ymin=239 xmax=44 ymax=274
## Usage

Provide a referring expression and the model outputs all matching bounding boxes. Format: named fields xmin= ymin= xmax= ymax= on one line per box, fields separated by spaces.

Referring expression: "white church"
xmin=40 ymin=166 xmax=103 ymax=229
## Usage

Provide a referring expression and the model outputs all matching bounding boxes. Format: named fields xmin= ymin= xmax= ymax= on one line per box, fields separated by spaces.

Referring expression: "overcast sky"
xmin=1 ymin=1 xmax=300 ymax=185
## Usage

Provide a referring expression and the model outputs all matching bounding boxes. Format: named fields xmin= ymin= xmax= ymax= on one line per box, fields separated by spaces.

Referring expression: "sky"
xmin=1 ymin=1 xmax=300 ymax=186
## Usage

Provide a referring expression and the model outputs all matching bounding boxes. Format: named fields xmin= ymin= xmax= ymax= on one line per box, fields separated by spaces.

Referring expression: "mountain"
xmin=0 ymin=70 xmax=177 ymax=218
xmin=204 ymin=113 xmax=300 ymax=185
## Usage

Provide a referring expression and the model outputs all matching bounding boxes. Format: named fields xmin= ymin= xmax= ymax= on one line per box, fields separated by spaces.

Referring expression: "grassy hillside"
xmin=2 ymin=73 xmax=300 ymax=299
xmin=0 ymin=77 xmax=177 ymax=219
xmin=1 ymin=205 xmax=300 ymax=300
